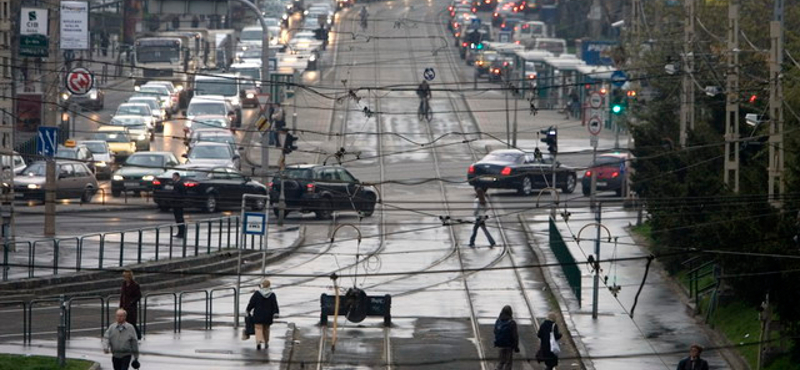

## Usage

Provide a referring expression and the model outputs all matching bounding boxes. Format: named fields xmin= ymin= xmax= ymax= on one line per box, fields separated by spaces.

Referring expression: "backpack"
xmin=494 ymin=319 xmax=513 ymax=348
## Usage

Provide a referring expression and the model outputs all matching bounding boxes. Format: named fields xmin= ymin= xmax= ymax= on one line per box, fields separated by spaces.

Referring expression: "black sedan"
xmin=467 ymin=149 xmax=577 ymax=195
xmin=111 ymin=152 xmax=180 ymax=197
xmin=269 ymin=165 xmax=378 ymax=219
xmin=152 ymin=165 xmax=267 ymax=213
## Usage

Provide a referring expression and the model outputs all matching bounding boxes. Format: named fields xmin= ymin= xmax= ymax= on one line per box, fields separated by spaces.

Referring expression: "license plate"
xmin=597 ymin=182 xmax=607 ymax=186
xmin=125 ymin=182 xmax=139 ymax=187
xmin=164 ymin=185 xmax=173 ymax=190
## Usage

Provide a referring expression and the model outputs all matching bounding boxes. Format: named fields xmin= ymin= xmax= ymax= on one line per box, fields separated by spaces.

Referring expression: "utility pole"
xmin=724 ymin=0 xmax=740 ymax=192
xmin=43 ymin=0 xmax=62 ymax=237
xmin=592 ymin=203 xmax=601 ymax=320
xmin=504 ymin=78 xmax=510 ymax=148
xmin=680 ymin=0 xmax=695 ymax=148
xmin=768 ymin=0 xmax=784 ymax=207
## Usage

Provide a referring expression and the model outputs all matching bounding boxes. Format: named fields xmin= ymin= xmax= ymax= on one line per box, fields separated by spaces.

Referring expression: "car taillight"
xmin=184 ymin=181 xmax=199 ymax=187
xmin=268 ymin=182 xmax=273 ymax=190
xmin=152 ymin=179 xmax=161 ymax=185
xmin=462 ymin=42 xmax=468 ymax=47
xmin=585 ymin=171 xmax=592 ymax=177
xmin=471 ymin=7 xmax=476 ymax=12
xmin=612 ymin=171 xmax=619 ymax=178
xmin=493 ymin=12 xmax=498 ymax=17
xmin=306 ymin=183 xmax=315 ymax=192
xmin=501 ymin=167 xmax=512 ymax=176
xmin=468 ymin=165 xmax=475 ymax=174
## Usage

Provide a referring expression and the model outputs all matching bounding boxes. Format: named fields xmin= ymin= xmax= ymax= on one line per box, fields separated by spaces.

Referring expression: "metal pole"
xmin=504 ymin=80 xmax=510 ymax=148
xmin=235 ymin=197 xmax=246 ymax=328
xmin=592 ymin=203 xmax=601 ymax=319
xmin=724 ymin=0 xmax=740 ymax=193
xmin=512 ymin=79 xmax=518 ymax=148
xmin=612 ymin=111 xmax=619 ymax=149
xmin=768 ymin=0 xmax=785 ymax=207
xmin=57 ymin=295 xmax=66 ymax=366
xmin=44 ymin=0 xmax=62 ymax=237
xmin=261 ymin=194 xmax=270 ymax=275
xmin=590 ymin=144 xmax=597 ymax=207
xmin=680 ymin=0 xmax=696 ymax=148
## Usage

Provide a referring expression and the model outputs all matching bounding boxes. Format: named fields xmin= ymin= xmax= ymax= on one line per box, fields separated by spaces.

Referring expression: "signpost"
xmin=37 ymin=127 xmax=59 ymax=157
xmin=234 ymin=194 xmax=270 ymax=328
xmin=610 ymin=70 xmax=628 ymax=88
xmin=65 ymin=67 xmax=94 ymax=96
xmin=19 ymin=8 xmax=49 ymax=57
xmin=243 ymin=212 xmax=266 ymax=235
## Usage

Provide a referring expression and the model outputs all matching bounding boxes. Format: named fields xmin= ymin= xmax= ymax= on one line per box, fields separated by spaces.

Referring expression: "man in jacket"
xmin=171 ymin=172 xmax=186 ymax=238
xmin=677 ymin=344 xmax=710 ymax=370
xmin=104 ymin=309 xmax=139 ymax=370
xmin=493 ymin=305 xmax=519 ymax=370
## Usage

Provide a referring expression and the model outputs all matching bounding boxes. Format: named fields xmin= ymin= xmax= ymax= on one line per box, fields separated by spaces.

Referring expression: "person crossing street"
xmin=171 ymin=172 xmax=187 ymax=238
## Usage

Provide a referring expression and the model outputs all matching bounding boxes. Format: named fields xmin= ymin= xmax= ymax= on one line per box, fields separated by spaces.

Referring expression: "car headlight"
xmin=113 ymin=175 xmax=124 ymax=181
xmin=185 ymin=122 xmax=192 ymax=128
xmin=137 ymin=134 xmax=146 ymax=140
xmin=242 ymin=45 xmax=249 ymax=51
xmin=27 ymin=184 xmax=41 ymax=189
xmin=221 ymin=122 xmax=227 ymax=127
xmin=89 ymin=92 xmax=98 ymax=100
xmin=142 ymin=175 xmax=155 ymax=181
xmin=95 ymin=161 xmax=107 ymax=167
xmin=134 ymin=85 xmax=141 ymax=91
xmin=246 ymin=92 xmax=255 ymax=99
xmin=176 ymin=85 xmax=184 ymax=92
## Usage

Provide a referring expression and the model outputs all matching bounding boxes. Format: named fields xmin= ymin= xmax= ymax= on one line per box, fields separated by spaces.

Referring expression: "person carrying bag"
xmin=536 ymin=312 xmax=562 ymax=370
xmin=245 ymin=279 xmax=280 ymax=350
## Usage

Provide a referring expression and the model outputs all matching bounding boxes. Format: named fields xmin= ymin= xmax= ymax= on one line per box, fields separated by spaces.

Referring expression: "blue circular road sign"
xmin=610 ymin=70 xmax=628 ymax=88
xmin=423 ymin=68 xmax=436 ymax=81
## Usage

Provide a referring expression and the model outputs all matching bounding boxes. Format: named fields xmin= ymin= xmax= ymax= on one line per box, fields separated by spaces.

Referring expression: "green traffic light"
xmin=612 ymin=104 xmax=623 ymax=114
xmin=476 ymin=43 xmax=483 ymax=50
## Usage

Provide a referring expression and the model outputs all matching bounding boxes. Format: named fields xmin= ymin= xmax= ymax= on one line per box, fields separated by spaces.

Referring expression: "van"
xmin=514 ymin=21 xmax=547 ymax=44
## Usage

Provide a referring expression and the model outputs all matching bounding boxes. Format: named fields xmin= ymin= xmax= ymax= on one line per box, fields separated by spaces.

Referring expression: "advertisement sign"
xmin=578 ymin=40 xmax=617 ymax=66
xmin=60 ymin=1 xmax=89 ymax=50
xmin=19 ymin=8 xmax=49 ymax=57
xmin=15 ymin=94 xmax=43 ymax=133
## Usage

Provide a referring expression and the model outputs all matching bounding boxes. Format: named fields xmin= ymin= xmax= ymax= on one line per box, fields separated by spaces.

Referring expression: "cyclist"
xmin=416 ymin=80 xmax=432 ymax=120
xmin=359 ymin=6 xmax=368 ymax=29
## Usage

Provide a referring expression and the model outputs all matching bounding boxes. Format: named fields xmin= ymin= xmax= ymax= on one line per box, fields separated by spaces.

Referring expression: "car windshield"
xmin=232 ymin=68 xmax=260 ymax=80
xmin=93 ymin=132 xmax=130 ymax=143
xmin=195 ymin=78 xmax=238 ymax=96
xmin=242 ymin=49 xmax=262 ymax=58
xmin=188 ymin=103 xmax=227 ymax=116
xmin=130 ymin=99 xmax=159 ymax=110
xmin=139 ymin=86 xmax=168 ymax=95
xmin=126 ymin=154 xmax=166 ymax=167
xmin=110 ymin=117 xmax=146 ymax=126
xmin=198 ymin=134 xmax=235 ymax=145
xmin=117 ymin=105 xmax=150 ymax=116
xmin=241 ymin=29 xmax=262 ymax=41
xmin=593 ymin=156 xmax=625 ymax=167
xmin=284 ymin=168 xmax=312 ymax=179
xmin=483 ymin=152 xmax=522 ymax=163
xmin=21 ymin=162 xmax=46 ymax=176
xmin=59 ymin=149 xmax=78 ymax=159
xmin=264 ymin=19 xmax=279 ymax=27
xmin=194 ymin=118 xmax=228 ymax=129
xmin=81 ymin=142 xmax=107 ymax=154
xmin=190 ymin=145 xmax=231 ymax=159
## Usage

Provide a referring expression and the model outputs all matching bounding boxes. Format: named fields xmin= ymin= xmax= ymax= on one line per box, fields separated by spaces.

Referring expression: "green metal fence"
xmin=549 ymin=217 xmax=581 ymax=307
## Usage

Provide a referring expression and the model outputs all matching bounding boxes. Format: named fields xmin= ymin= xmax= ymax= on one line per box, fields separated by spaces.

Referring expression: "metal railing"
xmin=2 ymin=215 xmax=241 ymax=282
xmin=13 ymin=287 xmax=240 ymax=343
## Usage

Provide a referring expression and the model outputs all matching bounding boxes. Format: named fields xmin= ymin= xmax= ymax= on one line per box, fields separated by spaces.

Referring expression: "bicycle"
xmin=418 ymin=98 xmax=433 ymax=122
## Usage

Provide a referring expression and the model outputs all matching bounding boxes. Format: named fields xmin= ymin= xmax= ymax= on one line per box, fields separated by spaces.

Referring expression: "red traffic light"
xmin=749 ymin=94 xmax=757 ymax=103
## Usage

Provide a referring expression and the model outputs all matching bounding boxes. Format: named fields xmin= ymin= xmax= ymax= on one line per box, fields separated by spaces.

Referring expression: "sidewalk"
xmin=523 ymin=209 xmax=730 ymax=370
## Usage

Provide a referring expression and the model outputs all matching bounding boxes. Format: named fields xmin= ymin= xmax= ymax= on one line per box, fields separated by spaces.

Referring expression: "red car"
xmin=581 ymin=152 xmax=634 ymax=196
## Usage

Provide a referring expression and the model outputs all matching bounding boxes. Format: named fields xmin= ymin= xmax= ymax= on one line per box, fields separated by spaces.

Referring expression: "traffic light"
xmin=283 ymin=133 xmax=298 ymax=154
xmin=540 ymin=126 xmax=557 ymax=154
xmin=611 ymin=88 xmax=624 ymax=115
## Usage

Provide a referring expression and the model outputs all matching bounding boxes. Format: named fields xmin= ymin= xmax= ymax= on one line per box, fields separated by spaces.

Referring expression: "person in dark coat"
xmin=171 ymin=172 xmax=186 ymax=238
xmin=246 ymin=279 xmax=280 ymax=350
xmin=468 ymin=188 xmax=495 ymax=247
xmin=537 ymin=312 xmax=562 ymax=370
xmin=119 ymin=270 xmax=142 ymax=339
xmin=493 ymin=305 xmax=519 ymax=370
xmin=677 ymin=344 xmax=710 ymax=370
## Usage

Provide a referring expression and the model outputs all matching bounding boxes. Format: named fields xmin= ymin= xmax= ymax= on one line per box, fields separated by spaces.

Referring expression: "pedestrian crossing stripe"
xmin=256 ymin=116 xmax=269 ymax=132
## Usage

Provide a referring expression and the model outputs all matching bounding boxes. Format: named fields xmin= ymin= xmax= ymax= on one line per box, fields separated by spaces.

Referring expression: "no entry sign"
xmin=65 ymin=67 xmax=94 ymax=96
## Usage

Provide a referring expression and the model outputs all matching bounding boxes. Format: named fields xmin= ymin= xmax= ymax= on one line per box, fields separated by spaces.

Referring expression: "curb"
xmin=16 ymin=204 xmax=154 ymax=216
xmin=87 ymin=361 xmax=101 ymax=370
xmin=519 ymin=214 xmax=594 ymax=370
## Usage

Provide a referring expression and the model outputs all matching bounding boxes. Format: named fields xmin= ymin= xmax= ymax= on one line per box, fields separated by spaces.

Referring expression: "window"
xmin=336 ymin=169 xmax=356 ymax=183
xmin=2 ymin=58 xmax=8 ymax=78
xmin=59 ymin=164 xmax=75 ymax=178
xmin=321 ymin=169 xmax=338 ymax=181
xmin=3 ymin=2 xmax=8 ymax=20
xmin=75 ymin=165 xmax=91 ymax=177
xmin=210 ymin=168 xmax=229 ymax=179
xmin=226 ymin=168 xmax=244 ymax=180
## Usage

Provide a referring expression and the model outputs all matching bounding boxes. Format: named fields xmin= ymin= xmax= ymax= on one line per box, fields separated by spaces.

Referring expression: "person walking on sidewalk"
xmin=536 ymin=312 xmax=562 ymax=370
xmin=172 ymin=172 xmax=187 ymax=238
xmin=104 ymin=309 xmax=140 ymax=370
xmin=677 ymin=344 xmax=710 ymax=370
xmin=119 ymin=270 xmax=142 ymax=339
xmin=468 ymin=188 xmax=495 ymax=248
xmin=270 ymin=103 xmax=286 ymax=148
xmin=246 ymin=279 xmax=280 ymax=350
xmin=493 ymin=305 xmax=519 ymax=370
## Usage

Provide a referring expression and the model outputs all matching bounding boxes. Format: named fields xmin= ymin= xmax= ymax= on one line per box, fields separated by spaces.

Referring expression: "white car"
xmin=115 ymin=103 xmax=155 ymax=130
xmin=140 ymin=81 xmax=180 ymax=111
xmin=128 ymin=96 xmax=166 ymax=126
xmin=184 ymin=142 xmax=240 ymax=169
xmin=186 ymin=96 xmax=238 ymax=128
xmin=77 ymin=140 xmax=115 ymax=179
xmin=193 ymin=74 xmax=244 ymax=125
xmin=1 ymin=152 xmax=27 ymax=175
xmin=137 ymin=84 xmax=176 ymax=113
xmin=189 ymin=129 xmax=239 ymax=155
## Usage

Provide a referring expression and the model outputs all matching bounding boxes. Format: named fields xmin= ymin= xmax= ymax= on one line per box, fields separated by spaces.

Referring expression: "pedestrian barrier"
xmin=549 ymin=217 xmax=582 ymax=306
xmin=2 ymin=216 xmax=242 ymax=282
xmin=178 ymin=290 xmax=210 ymax=332
xmin=66 ymin=296 xmax=107 ymax=340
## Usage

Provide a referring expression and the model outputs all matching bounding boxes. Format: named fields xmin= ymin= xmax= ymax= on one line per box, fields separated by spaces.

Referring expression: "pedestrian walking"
xmin=536 ymin=312 xmax=562 ymax=370
xmin=568 ymin=88 xmax=580 ymax=119
xmin=468 ymin=188 xmax=496 ymax=248
xmin=246 ymin=279 xmax=280 ymax=350
xmin=271 ymin=103 xmax=286 ymax=148
xmin=103 ymin=309 xmax=140 ymax=370
xmin=171 ymin=172 xmax=187 ymax=238
xmin=119 ymin=270 xmax=142 ymax=340
xmin=493 ymin=305 xmax=519 ymax=370
xmin=677 ymin=344 xmax=710 ymax=370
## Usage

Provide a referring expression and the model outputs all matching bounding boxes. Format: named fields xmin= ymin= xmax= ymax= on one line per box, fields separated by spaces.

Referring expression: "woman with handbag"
xmin=246 ymin=279 xmax=280 ymax=350
xmin=536 ymin=312 xmax=562 ymax=370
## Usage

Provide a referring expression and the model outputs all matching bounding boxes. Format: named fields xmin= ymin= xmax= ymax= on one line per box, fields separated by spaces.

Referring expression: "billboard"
xmin=578 ymin=40 xmax=617 ymax=66
xmin=15 ymin=94 xmax=43 ymax=134
xmin=19 ymin=8 xmax=49 ymax=57
xmin=60 ymin=1 xmax=90 ymax=50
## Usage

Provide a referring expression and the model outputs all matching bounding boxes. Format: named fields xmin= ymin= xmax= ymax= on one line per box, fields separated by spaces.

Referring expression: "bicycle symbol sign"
xmin=423 ymin=68 xmax=435 ymax=81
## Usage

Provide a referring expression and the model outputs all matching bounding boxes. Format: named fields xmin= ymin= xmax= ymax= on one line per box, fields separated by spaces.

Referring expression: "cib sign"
xmin=20 ymin=8 xmax=49 ymax=57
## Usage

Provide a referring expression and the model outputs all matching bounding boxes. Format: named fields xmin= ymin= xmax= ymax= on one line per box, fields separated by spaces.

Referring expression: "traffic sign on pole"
xmin=243 ymin=212 xmax=266 ymax=235
xmin=65 ymin=67 xmax=94 ymax=96
xmin=37 ymin=127 xmax=59 ymax=157
xmin=610 ymin=70 xmax=628 ymax=88
xmin=423 ymin=68 xmax=436 ymax=81
xmin=589 ymin=92 xmax=602 ymax=109
xmin=587 ymin=115 xmax=602 ymax=136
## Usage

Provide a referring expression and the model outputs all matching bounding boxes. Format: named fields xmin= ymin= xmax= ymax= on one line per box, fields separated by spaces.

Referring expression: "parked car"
xmin=92 ymin=126 xmax=137 ymax=161
xmin=14 ymin=161 xmax=98 ymax=202
xmin=111 ymin=152 xmax=180 ymax=197
xmin=1 ymin=152 xmax=27 ymax=175
xmin=269 ymin=164 xmax=378 ymax=219
xmin=76 ymin=140 xmax=115 ymax=179
xmin=467 ymin=149 xmax=577 ymax=195
xmin=60 ymin=87 xmax=105 ymax=111
xmin=152 ymin=165 xmax=267 ymax=212
xmin=581 ymin=152 xmax=634 ymax=196
xmin=183 ymin=142 xmax=240 ymax=169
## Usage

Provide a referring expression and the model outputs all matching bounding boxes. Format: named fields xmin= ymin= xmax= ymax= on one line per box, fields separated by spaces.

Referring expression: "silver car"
xmin=77 ymin=140 xmax=115 ymax=179
xmin=184 ymin=142 xmax=240 ymax=169
xmin=14 ymin=161 xmax=99 ymax=202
